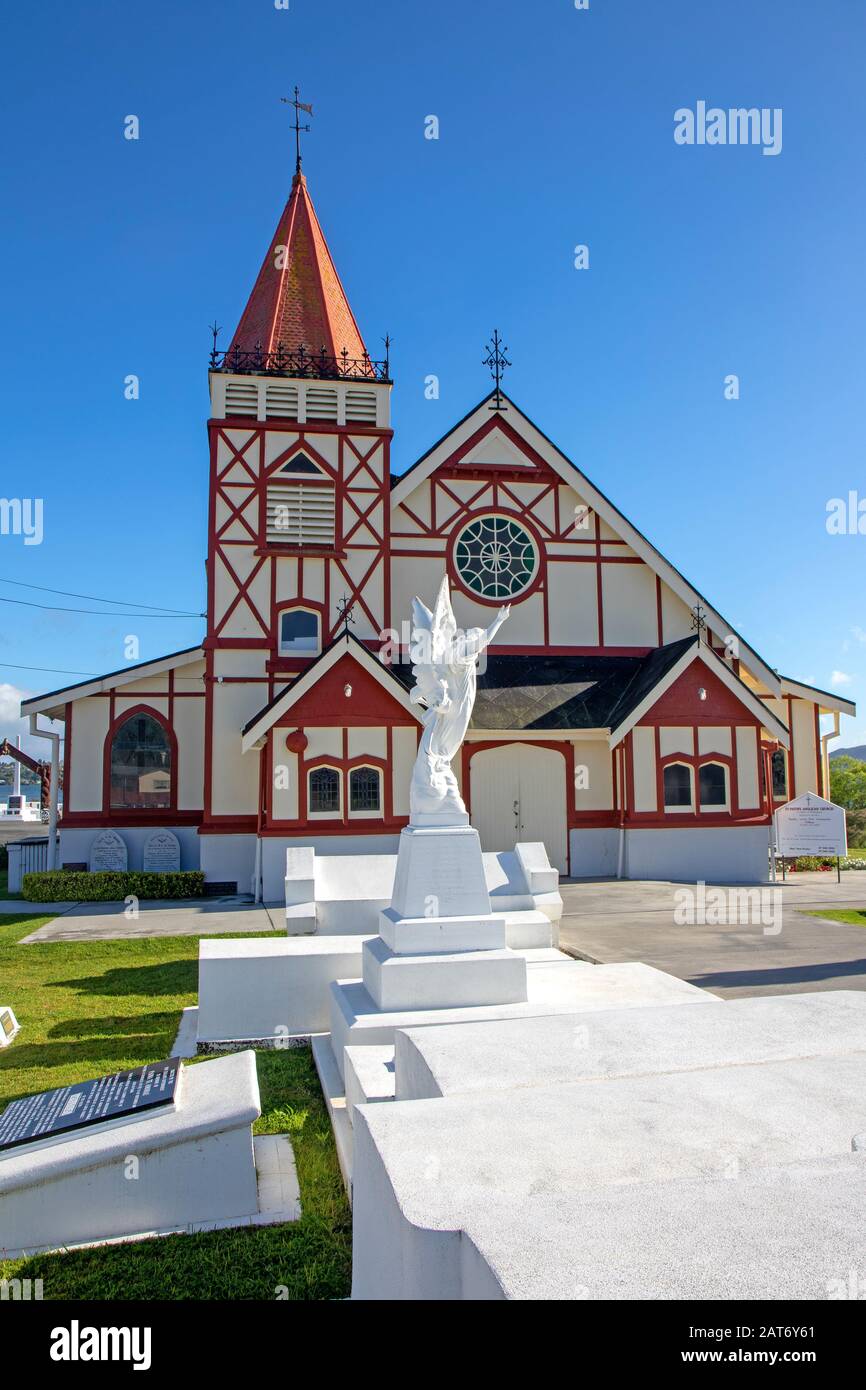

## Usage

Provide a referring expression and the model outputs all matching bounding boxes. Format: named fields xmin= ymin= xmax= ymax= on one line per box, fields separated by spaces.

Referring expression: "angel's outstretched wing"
xmin=409 ymin=661 xmax=450 ymax=712
xmin=430 ymin=575 xmax=457 ymax=659
xmin=409 ymin=577 xmax=457 ymax=710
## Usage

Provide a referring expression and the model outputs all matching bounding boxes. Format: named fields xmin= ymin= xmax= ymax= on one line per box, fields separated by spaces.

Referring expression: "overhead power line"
xmin=0 ymin=576 xmax=202 ymax=617
xmin=0 ymin=662 xmax=99 ymax=677
xmin=0 ymin=595 xmax=204 ymax=619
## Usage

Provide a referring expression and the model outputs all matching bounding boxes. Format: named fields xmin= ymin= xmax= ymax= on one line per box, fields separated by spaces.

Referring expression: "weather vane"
xmin=483 ymin=330 xmax=511 ymax=410
xmin=281 ymin=86 xmax=314 ymax=174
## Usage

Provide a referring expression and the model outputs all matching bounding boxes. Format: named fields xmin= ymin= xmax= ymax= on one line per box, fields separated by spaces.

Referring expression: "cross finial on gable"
xmin=483 ymin=330 xmax=511 ymax=410
xmin=336 ymin=592 xmax=356 ymax=636
xmin=690 ymin=604 xmax=708 ymax=641
xmin=281 ymin=85 xmax=314 ymax=175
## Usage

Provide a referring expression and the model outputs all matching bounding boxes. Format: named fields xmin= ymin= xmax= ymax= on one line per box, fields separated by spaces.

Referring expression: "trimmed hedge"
xmin=22 ymin=870 xmax=206 ymax=902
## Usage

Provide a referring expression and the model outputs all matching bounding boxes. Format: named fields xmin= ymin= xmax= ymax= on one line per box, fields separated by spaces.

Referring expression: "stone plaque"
xmin=143 ymin=829 xmax=181 ymax=874
xmin=0 ymin=1006 xmax=20 ymax=1048
xmin=89 ymin=829 xmax=128 ymax=873
xmin=0 ymin=1058 xmax=182 ymax=1153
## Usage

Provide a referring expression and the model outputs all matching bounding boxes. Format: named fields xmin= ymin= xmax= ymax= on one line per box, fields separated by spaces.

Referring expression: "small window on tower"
xmin=278 ymin=608 xmax=320 ymax=657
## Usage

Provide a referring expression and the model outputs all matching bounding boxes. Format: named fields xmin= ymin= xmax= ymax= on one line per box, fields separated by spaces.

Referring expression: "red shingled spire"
xmin=229 ymin=171 xmax=368 ymax=362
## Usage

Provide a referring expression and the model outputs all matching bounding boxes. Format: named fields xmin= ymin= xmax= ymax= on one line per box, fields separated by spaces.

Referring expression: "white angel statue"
xmin=408 ymin=576 xmax=510 ymax=824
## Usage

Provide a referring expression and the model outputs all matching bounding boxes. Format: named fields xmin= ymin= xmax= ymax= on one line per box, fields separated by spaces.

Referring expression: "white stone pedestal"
xmin=390 ymin=824 xmax=492 ymax=918
xmin=360 ymin=824 xmax=529 ymax=1014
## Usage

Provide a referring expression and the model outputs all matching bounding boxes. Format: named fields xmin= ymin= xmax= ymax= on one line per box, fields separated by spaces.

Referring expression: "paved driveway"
xmin=558 ymin=873 xmax=866 ymax=998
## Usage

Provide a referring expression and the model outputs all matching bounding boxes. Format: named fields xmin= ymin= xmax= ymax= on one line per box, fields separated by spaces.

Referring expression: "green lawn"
xmin=805 ymin=909 xmax=866 ymax=928
xmin=0 ymin=868 xmax=22 ymax=899
xmin=0 ymin=914 xmax=351 ymax=1299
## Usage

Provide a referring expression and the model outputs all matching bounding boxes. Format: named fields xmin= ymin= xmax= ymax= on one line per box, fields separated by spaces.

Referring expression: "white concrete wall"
xmin=58 ymin=826 xmax=201 ymax=872
xmin=624 ymin=826 xmax=770 ymax=883
xmin=569 ymin=827 xmax=620 ymax=878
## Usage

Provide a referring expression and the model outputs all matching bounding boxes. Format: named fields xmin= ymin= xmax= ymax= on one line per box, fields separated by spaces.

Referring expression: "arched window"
xmin=110 ymin=713 xmax=172 ymax=809
xmin=308 ymin=766 xmax=341 ymax=815
xmin=771 ymin=749 xmax=788 ymax=801
xmin=278 ymin=607 xmax=320 ymax=656
xmin=699 ymin=761 xmax=728 ymax=810
xmin=349 ymin=765 xmax=381 ymax=813
xmin=663 ymin=762 xmax=693 ymax=811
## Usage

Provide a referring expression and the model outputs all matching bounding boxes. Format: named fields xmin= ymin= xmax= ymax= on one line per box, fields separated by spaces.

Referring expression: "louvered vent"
xmin=266 ymin=482 xmax=336 ymax=546
xmin=345 ymin=388 xmax=378 ymax=423
xmin=265 ymin=383 xmax=300 ymax=419
xmin=305 ymin=387 xmax=339 ymax=420
xmin=224 ymin=380 xmax=259 ymax=416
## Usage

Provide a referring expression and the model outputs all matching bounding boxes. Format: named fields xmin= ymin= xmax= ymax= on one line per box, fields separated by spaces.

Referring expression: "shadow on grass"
xmin=45 ymin=1013 xmax=179 ymax=1041
xmin=45 ymin=959 xmax=197 ymax=999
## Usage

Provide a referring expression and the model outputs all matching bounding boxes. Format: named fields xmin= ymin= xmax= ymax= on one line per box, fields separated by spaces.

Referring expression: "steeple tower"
xmin=228 ymin=171 xmax=369 ymax=365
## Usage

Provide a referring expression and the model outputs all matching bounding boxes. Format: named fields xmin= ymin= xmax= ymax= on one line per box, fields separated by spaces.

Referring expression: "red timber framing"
xmin=259 ymin=651 xmax=417 ymax=835
xmin=624 ymin=660 xmax=772 ymax=829
xmin=60 ymin=680 xmax=206 ymax=829
xmin=202 ymin=413 xmax=392 ymax=836
xmin=206 ymin=417 xmax=391 ymax=652
xmin=391 ymin=412 xmax=657 ymax=652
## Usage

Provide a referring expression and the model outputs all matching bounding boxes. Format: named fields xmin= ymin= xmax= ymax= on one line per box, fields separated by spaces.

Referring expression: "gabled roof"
xmin=386 ymin=636 xmax=788 ymax=747
xmin=779 ymin=676 xmax=856 ymax=718
xmin=229 ymin=171 xmax=368 ymax=360
xmin=390 ymin=391 xmax=783 ymax=698
xmin=607 ymin=639 xmax=790 ymax=748
xmin=19 ymin=646 xmax=205 ymax=720
xmin=240 ymin=632 xmax=422 ymax=752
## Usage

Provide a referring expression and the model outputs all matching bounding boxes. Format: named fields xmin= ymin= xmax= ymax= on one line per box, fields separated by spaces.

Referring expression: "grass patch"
xmin=804 ymin=909 xmax=866 ymax=928
xmin=0 ymin=915 xmax=351 ymax=1299
xmin=0 ymin=868 xmax=22 ymax=900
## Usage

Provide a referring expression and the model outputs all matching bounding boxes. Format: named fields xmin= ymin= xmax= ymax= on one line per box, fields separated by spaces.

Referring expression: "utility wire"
xmin=0 ymin=662 xmax=99 ymax=677
xmin=0 ymin=576 xmax=201 ymax=616
xmin=0 ymin=595 xmax=204 ymax=618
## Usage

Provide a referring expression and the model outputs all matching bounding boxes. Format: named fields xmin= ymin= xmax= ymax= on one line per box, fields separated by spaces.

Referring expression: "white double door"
xmin=469 ymin=742 xmax=568 ymax=875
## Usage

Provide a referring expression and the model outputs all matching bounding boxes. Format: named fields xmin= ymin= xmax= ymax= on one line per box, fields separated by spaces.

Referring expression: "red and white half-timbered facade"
xmin=23 ymin=168 xmax=855 ymax=892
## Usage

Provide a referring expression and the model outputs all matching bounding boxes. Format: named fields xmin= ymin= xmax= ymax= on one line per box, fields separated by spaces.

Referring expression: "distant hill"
xmin=830 ymin=746 xmax=866 ymax=763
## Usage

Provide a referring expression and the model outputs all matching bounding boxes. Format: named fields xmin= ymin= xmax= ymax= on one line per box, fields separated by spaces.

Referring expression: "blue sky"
xmin=2 ymin=0 xmax=865 ymax=750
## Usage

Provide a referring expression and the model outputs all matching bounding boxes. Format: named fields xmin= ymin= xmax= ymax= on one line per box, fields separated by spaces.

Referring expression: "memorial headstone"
xmin=143 ymin=829 xmax=181 ymax=874
xmin=0 ymin=1058 xmax=181 ymax=1153
xmin=89 ymin=829 xmax=128 ymax=873
xmin=0 ymin=1006 xmax=20 ymax=1048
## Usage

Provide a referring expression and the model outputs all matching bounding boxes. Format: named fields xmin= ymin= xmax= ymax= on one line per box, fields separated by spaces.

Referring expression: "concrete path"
xmin=0 ymin=900 xmax=78 ymax=914
xmin=17 ymin=897 xmax=286 ymax=942
xmin=559 ymin=873 xmax=866 ymax=998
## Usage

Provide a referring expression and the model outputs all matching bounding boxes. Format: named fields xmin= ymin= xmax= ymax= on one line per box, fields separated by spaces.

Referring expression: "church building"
xmin=22 ymin=152 xmax=855 ymax=892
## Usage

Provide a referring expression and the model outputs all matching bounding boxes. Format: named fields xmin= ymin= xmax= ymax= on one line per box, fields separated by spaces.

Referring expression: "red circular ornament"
xmin=285 ymin=730 xmax=308 ymax=754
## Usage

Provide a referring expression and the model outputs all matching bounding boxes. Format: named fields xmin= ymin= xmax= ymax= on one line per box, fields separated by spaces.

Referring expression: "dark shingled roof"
xmin=388 ymin=637 xmax=697 ymax=731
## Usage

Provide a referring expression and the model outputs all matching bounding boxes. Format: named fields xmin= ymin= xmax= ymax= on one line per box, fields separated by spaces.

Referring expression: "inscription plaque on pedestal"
xmin=89 ymin=829 xmax=128 ymax=873
xmin=143 ymin=829 xmax=181 ymax=874
xmin=0 ymin=1058 xmax=182 ymax=1153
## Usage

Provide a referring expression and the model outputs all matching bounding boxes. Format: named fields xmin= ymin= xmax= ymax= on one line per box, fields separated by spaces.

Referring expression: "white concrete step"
xmin=503 ymin=909 xmax=556 ymax=949
xmin=344 ymin=1046 xmax=395 ymax=1127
